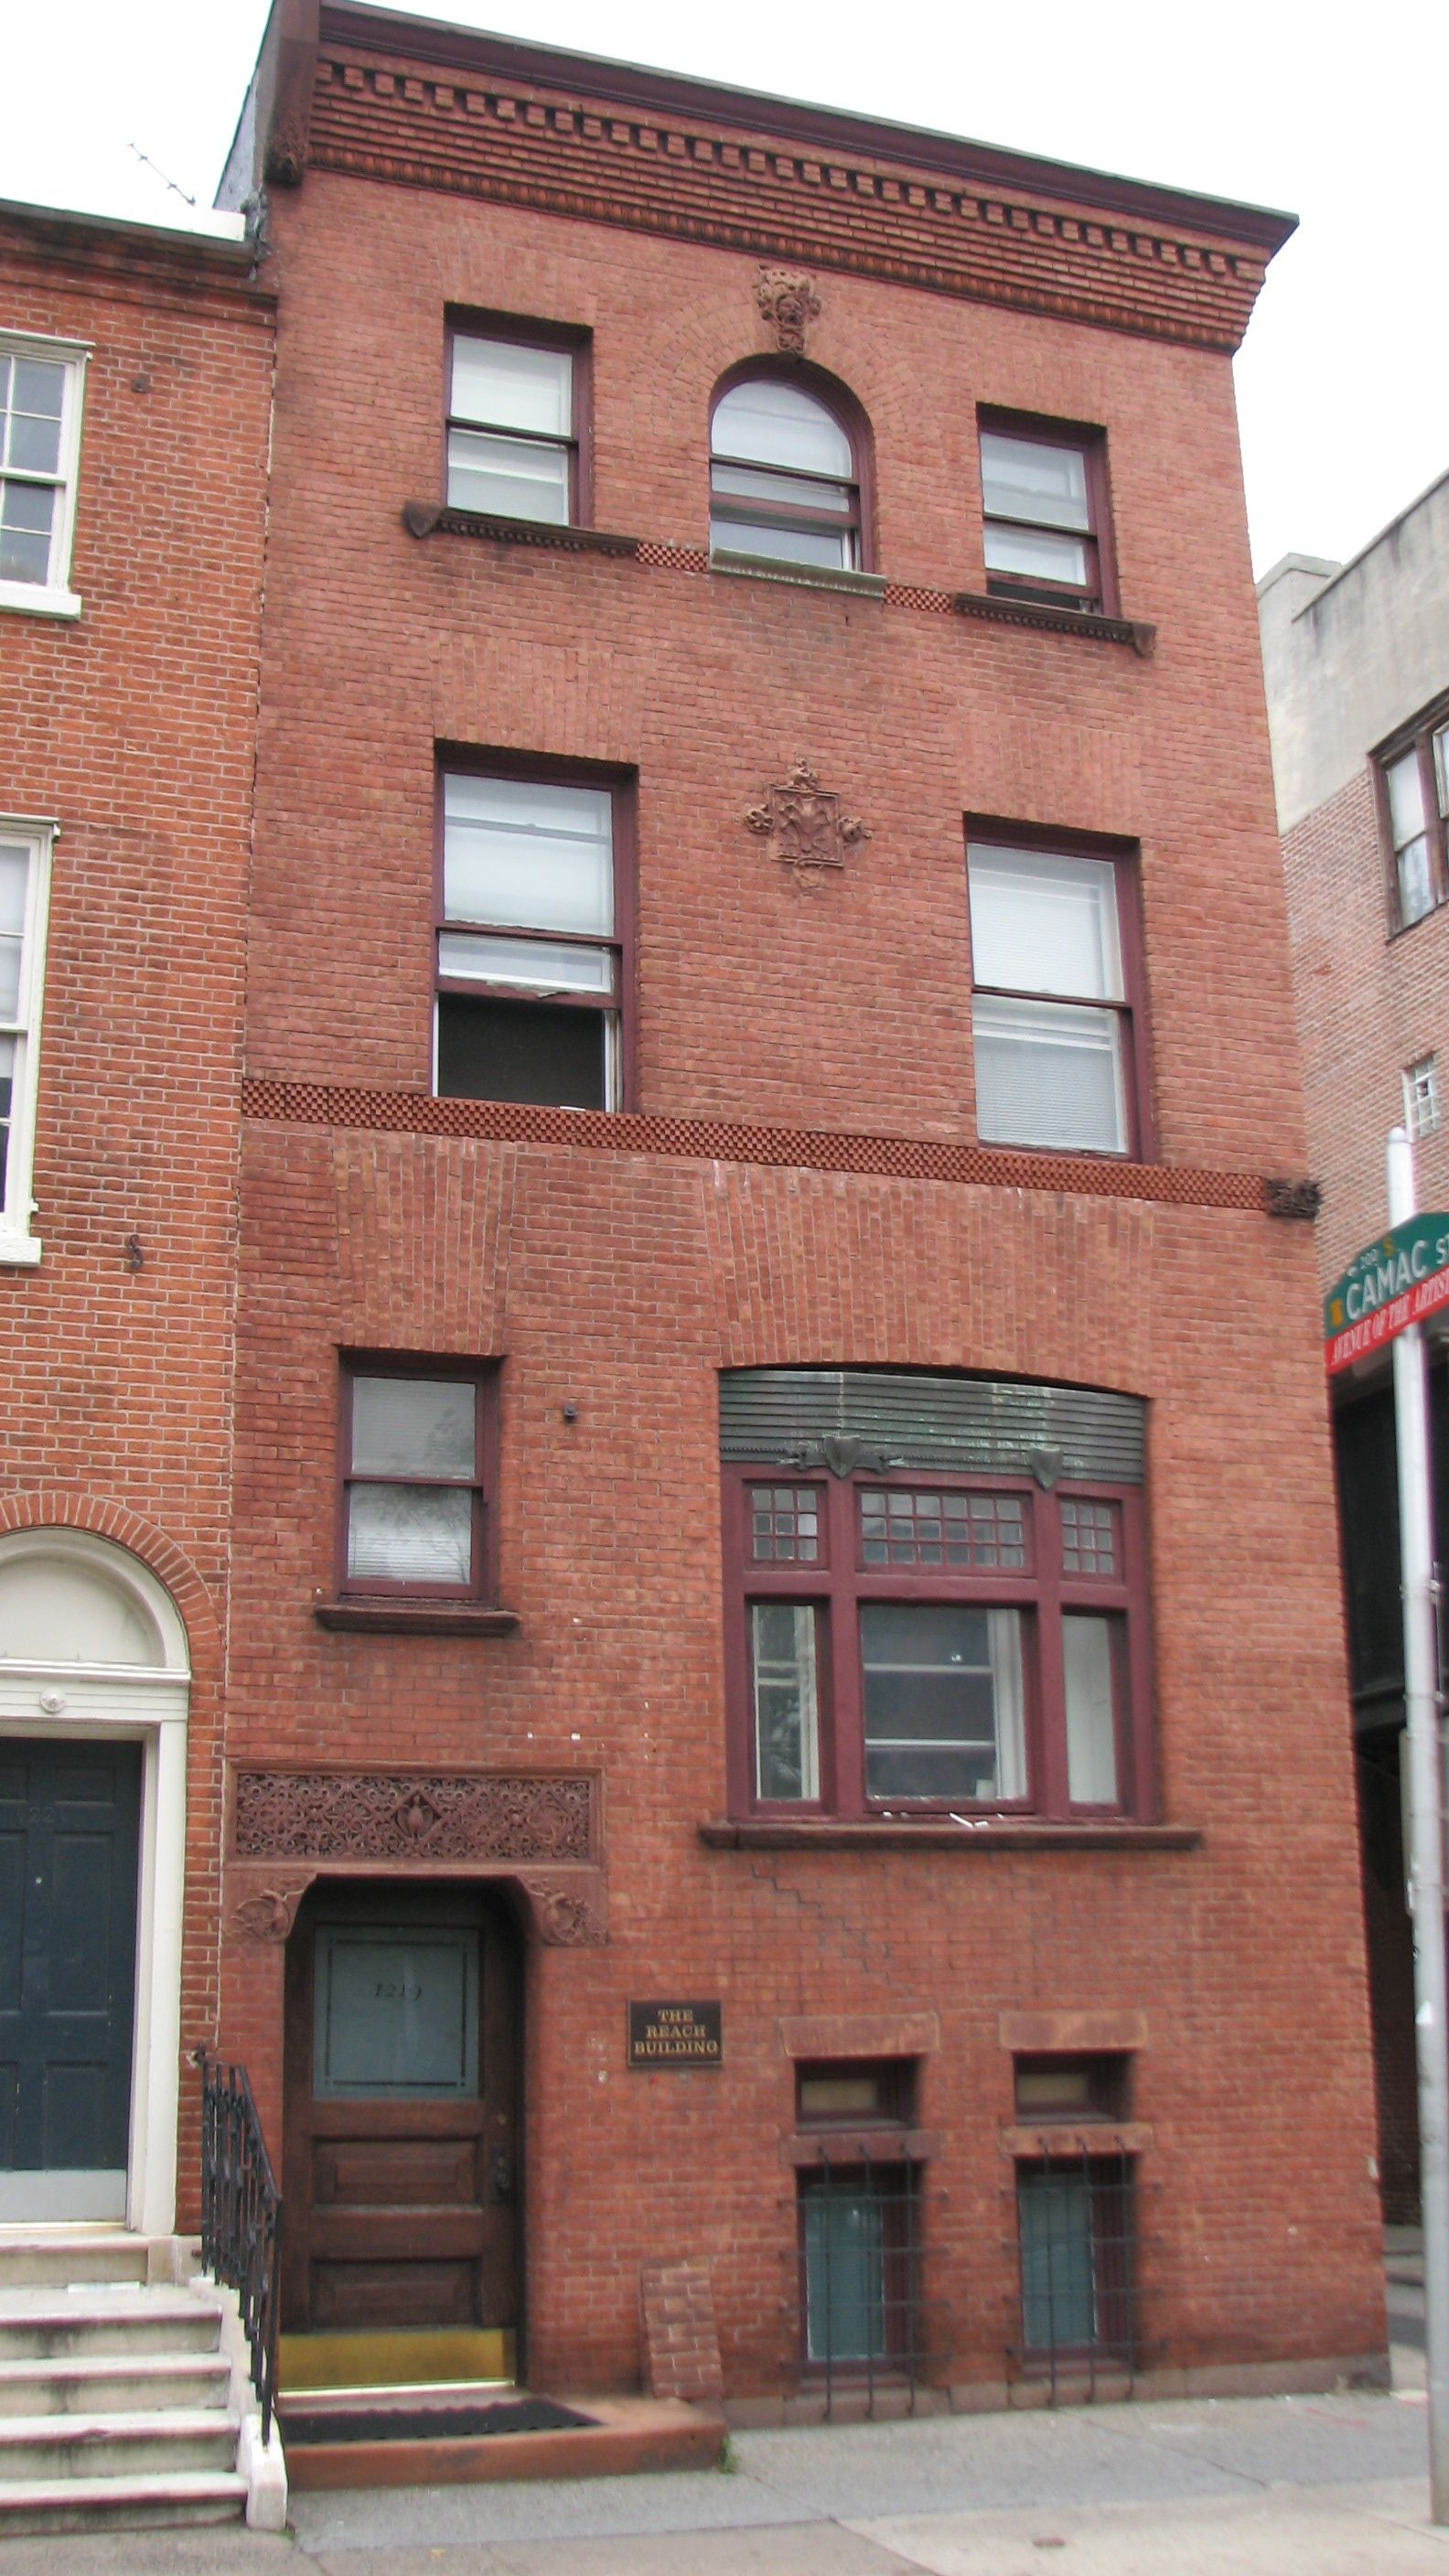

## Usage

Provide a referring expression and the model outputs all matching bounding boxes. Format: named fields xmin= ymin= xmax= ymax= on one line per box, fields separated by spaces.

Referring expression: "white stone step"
xmin=0 ymin=2233 xmax=152 ymax=2290
xmin=0 ymin=2287 xmax=224 ymax=2363
xmin=0 ymin=2349 xmax=231 ymax=2415
xmin=0 ymin=2467 xmax=246 ymax=2535
xmin=0 ymin=2409 xmax=237 ymax=2481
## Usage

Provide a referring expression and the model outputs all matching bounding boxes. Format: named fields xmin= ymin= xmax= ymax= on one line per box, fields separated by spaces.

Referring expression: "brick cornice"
xmin=0 ymin=210 xmax=270 ymax=327
xmin=306 ymin=46 xmax=1272 ymax=352
xmin=242 ymin=1077 xmax=1268 ymax=1214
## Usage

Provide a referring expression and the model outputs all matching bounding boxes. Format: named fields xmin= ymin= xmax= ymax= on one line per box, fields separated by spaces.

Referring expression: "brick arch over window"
xmin=0 ymin=1490 xmax=222 ymax=1686
xmin=708 ymin=357 xmax=875 ymax=573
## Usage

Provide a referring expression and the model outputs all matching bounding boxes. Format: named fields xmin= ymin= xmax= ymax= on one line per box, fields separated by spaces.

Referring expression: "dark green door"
xmin=0 ymin=1740 xmax=142 ymax=2184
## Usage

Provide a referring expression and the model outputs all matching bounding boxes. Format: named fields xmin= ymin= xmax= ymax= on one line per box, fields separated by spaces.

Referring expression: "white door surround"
xmin=0 ymin=1527 xmax=191 ymax=2233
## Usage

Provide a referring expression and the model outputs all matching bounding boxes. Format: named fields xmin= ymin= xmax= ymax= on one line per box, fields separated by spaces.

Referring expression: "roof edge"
xmin=0 ymin=195 xmax=252 ymax=267
xmin=318 ymin=2 xmax=1297 ymax=254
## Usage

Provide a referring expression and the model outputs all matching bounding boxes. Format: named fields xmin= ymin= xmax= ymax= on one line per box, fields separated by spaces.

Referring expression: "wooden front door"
xmin=0 ymin=1739 xmax=141 ymax=2213
xmin=283 ymin=1885 xmax=520 ymax=2340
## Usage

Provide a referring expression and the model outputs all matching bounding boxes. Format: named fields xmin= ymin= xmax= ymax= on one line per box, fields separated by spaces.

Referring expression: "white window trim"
xmin=1404 ymin=1056 xmax=1441 ymax=1142
xmin=0 ymin=327 xmax=90 ymax=620
xmin=0 ymin=814 xmax=56 ymax=1264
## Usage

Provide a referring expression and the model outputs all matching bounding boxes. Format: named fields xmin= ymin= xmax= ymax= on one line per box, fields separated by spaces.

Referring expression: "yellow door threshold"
xmin=279 ymin=2326 xmax=514 ymax=2392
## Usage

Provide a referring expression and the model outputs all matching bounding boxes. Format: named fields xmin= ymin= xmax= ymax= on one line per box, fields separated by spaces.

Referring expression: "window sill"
xmin=312 ymin=1597 xmax=521 ymax=1636
xmin=1002 ymin=2121 xmax=1152 ymax=2158
xmin=0 ymin=1232 xmax=43 ymax=1268
xmin=954 ymin=590 xmax=1154 ymax=656
xmin=0 ymin=582 xmax=81 ymax=621
xmin=403 ymin=500 xmax=639 ymax=557
xmin=710 ymin=549 xmax=886 ymax=600
xmin=699 ymin=1820 xmax=1199 ymax=1852
xmin=783 ymin=2128 xmax=939 ymax=2166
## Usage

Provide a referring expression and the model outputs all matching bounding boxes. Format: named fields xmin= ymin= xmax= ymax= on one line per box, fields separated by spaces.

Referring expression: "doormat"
xmin=282 ymin=2396 xmax=598 ymax=2445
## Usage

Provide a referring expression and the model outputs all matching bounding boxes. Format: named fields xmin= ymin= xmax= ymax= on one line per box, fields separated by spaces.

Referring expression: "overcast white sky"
xmin=3 ymin=0 xmax=1444 ymax=577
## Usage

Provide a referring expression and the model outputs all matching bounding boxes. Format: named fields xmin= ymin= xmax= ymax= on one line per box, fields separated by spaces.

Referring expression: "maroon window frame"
xmin=433 ymin=747 xmax=636 ymax=1113
xmin=977 ymin=410 xmax=1117 ymax=616
xmin=723 ymin=1464 xmax=1154 ymax=1824
xmin=444 ymin=310 xmax=592 ymax=528
xmin=1377 ymin=693 xmax=1449 ymax=936
xmin=966 ymin=817 xmax=1154 ymax=1165
xmin=336 ymin=1356 xmax=498 ymax=1604
xmin=708 ymin=359 xmax=874 ymax=573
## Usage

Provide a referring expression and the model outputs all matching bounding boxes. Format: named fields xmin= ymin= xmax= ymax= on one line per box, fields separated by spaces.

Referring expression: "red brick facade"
xmin=0 ymin=206 xmax=273 ymax=2223
xmin=206 ymin=2 xmax=1387 ymax=2408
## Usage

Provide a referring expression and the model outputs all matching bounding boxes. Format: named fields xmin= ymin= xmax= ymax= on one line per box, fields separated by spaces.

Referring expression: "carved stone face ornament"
xmin=755 ymin=268 xmax=821 ymax=355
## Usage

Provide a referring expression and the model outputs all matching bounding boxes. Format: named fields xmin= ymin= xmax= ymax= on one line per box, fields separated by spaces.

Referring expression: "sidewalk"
xmin=1 ymin=2248 xmax=1444 ymax=2574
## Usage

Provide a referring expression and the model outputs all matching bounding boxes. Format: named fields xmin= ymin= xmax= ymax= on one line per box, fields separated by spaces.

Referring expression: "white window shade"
xmin=443 ymin=775 xmax=613 ymax=935
xmin=712 ymin=379 xmax=851 ymax=477
xmin=450 ymin=336 xmax=571 ymax=435
xmin=972 ymin=995 xmax=1127 ymax=1154
xmin=968 ymin=845 xmax=1123 ymax=1000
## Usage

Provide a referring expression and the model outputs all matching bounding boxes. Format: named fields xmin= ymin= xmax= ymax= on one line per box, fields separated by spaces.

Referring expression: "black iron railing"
xmin=193 ymin=2047 xmax=282 ymax=2443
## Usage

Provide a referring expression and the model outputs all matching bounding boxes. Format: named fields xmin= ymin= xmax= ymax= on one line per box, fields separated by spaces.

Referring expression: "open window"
xmin=435 ymin=764 xmax=628 ymax=1111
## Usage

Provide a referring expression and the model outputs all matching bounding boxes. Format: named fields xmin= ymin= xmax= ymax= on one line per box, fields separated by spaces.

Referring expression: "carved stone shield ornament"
xmin=744 ymin=759 xmax=871 ymax=890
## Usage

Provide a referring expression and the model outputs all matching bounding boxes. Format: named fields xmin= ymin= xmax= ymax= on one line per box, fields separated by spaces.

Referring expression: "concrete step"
xmin=0 ymin=2349 xmax=231 ymax=2415
xmin=0 ymin=2468 xmax=246 ymax=2536
xmin=0 ymin=2410 xmax=237 ymax=2482
xmin=0 ymin=2288 xmax=224 ymax=2364
xmin=0 ymin=2234 xmax=153 ymax=2291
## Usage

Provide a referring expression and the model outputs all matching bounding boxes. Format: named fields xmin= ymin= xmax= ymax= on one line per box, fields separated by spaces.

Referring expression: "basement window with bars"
xmin=794 ymin=2060 xmax=925 ymax=2404
xmin=1011 ymin=2051 xmax=1138 ymax=2390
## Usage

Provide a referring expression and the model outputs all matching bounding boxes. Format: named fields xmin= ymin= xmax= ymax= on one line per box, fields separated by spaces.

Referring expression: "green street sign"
xmin=1325 ymin=1216 xmax=1449 ymax=1374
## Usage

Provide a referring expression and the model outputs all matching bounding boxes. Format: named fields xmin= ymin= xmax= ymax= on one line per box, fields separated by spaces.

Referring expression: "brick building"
xmin=0 ymin=199 xmax=272 ymax=2241
xmin=1259 ymin=473 xmax=1449 ymax=2222
xmin=196 ymin=0 xmax=1391 ymax=2429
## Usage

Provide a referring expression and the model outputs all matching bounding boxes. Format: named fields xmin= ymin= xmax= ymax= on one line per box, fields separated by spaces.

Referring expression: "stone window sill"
xmin=699 ymin=1820 xmax=1199 ymax=1852
xmin=710 ymin=549 xmax=886 ymax=599
xmin=1002 ymin=2121 xmax=1153 ymax=2158
xmin=402 ymin=500 xmax=639 ymax=556
xmin=953 ymin=589 xmax=1154 ymax=655
xmin=313 ymin=1597 xmax=521 ymax=1637
xmin=0 ymin=1232 xmax=43 ymax=1267
xmin=0 ymin=581 xmax=81 ymax=621
xmin=783 ymin=2128 xmax=939 ymax=2166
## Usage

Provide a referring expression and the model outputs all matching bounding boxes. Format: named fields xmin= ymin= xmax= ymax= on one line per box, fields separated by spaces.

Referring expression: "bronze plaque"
xmin=628 ymin=2000 xmax=723 ymax=2068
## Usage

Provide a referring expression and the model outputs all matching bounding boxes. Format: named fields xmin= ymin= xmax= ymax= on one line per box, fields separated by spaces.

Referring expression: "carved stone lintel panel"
xmin=755 ymin=268 xmax=821 ymax=354
xmin=780 ymin=1435 xmax=896 ymax=1479
xmin=1263 ymin=1177 xmax=1323 ymax=1221
xmin=231 ymin=1768 xmax=596 ymax=1863
xmin=744 ymin=758 xmax=871 ymax=891
xmin=233 ymin=1884 xmax=309 ymax=1944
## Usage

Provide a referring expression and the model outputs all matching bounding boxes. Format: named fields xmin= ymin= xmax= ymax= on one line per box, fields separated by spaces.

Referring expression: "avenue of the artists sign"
xmin=1324 ymin=1216 xmax=1449 ymax=1375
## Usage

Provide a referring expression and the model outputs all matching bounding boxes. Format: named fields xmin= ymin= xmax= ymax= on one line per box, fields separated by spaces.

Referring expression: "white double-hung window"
xmin=0 ymin=821 xmax=55 ymax=1262
xmin=968 ymin=838 xmax=1141 ymax=1156
xmin=0 ymin=332 xmax=87 ymax=618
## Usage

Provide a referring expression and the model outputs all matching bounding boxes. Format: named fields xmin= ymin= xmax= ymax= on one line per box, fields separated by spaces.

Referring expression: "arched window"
xmin=710 ymin=375 xmax=863 ymax=571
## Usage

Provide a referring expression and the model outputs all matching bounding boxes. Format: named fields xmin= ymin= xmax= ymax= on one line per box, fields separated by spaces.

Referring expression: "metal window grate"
xmin=1013 ymin=2150 xmax=1138 ymax=2401
xmin=796 ymin=2147 xmax=938 ymax=2417
xmin=721 ymin=1370 xmax=1145 ymax=1485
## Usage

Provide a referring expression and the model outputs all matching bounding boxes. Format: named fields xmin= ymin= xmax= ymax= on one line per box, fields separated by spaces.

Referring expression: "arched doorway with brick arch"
xmin=0 ymin=1526 xmax=191 ymax=2230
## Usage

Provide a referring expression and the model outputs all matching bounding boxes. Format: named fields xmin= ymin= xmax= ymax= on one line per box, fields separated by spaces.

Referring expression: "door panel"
xmin=283 ymin=1887 xmax=521 ymax=2343
xmin=0 ymin=1741 xmax=141 ymax=2181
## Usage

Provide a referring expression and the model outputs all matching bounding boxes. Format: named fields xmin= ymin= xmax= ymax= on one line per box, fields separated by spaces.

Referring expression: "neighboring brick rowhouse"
xmin=210 ymin=0 xmax=1383 ymax=2410
xmin=0 ymin=204 xmax=273 ymax=2224
xmin=640 ymin=2259 xmax=724 ymax=2406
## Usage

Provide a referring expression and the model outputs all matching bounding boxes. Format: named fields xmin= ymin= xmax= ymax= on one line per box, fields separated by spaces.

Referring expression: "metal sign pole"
xmin=1388 ymin=1123 xmax=1449 ymax=2519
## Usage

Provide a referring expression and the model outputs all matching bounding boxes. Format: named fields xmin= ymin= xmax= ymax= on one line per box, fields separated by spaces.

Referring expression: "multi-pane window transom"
xmin=0 ymin=335 xmax=86 ymax=611
xmin=728 ymin=1465 xmax=1148 ymax=1823
xmin=446 ymin=329 xmax=579 ymax=525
